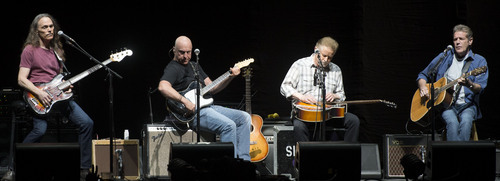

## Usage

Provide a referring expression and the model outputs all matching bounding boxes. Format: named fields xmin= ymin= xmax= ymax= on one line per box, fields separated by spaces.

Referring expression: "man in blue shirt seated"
xmin=417 ymin=24 xmax=488 ymax=141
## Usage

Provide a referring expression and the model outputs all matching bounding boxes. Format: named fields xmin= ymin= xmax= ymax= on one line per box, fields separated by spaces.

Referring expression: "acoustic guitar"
xmin=166 ymin=58 xmax=254 ymax=122
xmin=243 ymin=67 xmax=269 ymax=162
xmin=410 ymin=66 xmax=487 ymax=125
xmin=294 ymin=99 xmax=397 ymax=122
xmin=24 ymin=49 xmax=133 ymax=114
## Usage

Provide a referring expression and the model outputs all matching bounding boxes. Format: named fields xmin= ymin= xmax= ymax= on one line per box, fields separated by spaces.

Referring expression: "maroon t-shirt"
xmin=19 ymin=45 xmax=61 ymax=84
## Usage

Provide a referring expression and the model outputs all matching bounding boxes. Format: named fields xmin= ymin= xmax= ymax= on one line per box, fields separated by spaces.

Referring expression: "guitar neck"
xmin=58 ymin=59 xmax=113 ymax=90
xmin=334 ymin=99 xmax=397 ymax=108
xmin=245 ymin=76 xmax=252 ymax=114
xmin=436 ymin=73 xmax=472 ymax=93
xmin=201 ymin=70 xmax=231 ymax=96
xmin=200 ymin=58 xmax=254 ymax=97
xmin=339 ymin=99 xmax=384 ymax=105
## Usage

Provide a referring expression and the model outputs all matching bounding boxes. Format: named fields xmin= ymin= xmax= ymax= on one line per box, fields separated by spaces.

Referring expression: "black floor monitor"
xmin=15 ymin=143 xmax=80 ymax=181
xmin=426 ymin=141 xmax=495 ymax=181
xmin=296 ymin=141 xmax=361 ymax=181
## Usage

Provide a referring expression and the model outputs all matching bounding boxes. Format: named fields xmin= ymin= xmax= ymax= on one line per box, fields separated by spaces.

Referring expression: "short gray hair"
xmin=453 ymin=24 xmax=473 ymax=39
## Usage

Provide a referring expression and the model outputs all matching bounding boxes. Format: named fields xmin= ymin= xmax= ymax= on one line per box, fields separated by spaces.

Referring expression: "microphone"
xmin=57 ymin=31 xmax=75 ymax=42
xmin=443 ymin=45 xmax=453 ymax=55
xmin=194 ymin=48 xmax=200 ymax=56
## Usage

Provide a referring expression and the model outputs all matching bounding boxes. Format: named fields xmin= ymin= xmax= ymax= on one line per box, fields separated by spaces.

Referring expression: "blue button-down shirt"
xmin=417 ymin=49 xmax=488 ymax=118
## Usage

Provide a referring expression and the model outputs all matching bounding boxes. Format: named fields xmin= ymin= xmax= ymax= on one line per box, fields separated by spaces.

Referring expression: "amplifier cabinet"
xmin=92 ymin=139 xmax=140 ymax=180
xmin=142 ymin=124 xmax=197 ymax=178
xmin=383 ymin=134 xmax=431 ymax=178
xmin=271 ymin=125 xmax=296 ymax=178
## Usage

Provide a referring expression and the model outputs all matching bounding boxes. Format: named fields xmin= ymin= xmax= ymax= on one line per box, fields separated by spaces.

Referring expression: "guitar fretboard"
xmin=201 ymin=70 xmax=231 ymax=96
xmin=245 ymin=73 xmax=252 ymax=114
xmin=57 ymin=59 xmax=113 ymax=90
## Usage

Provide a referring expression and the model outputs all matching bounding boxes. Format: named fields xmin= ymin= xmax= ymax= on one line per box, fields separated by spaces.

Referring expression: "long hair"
xmin=23 ymin=13 xmax=65 ymax=61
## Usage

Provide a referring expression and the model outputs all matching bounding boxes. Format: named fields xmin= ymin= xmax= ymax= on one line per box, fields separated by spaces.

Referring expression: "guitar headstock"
xmin=468 ymin=66 xmax=487 ymax=76
xmin=234 ymin=58 xmax=254 ymax=69
xmin=110 ymin=49 xmax=133 ymax=62
xmin=243 ymin=67 xmax=252 ymax=79
xmin=381 ymin=100 xmax=397 ymax=109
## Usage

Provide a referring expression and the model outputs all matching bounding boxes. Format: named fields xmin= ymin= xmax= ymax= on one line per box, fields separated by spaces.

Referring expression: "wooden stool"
xmin=471 ymin=122 xmax=478 ymax=141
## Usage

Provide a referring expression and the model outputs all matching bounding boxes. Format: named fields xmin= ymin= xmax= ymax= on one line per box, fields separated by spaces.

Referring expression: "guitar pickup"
xmin=44 ymin=89 xmax=53 ymax=98
xmin=29 ymin=98 xmax=40 ymax=106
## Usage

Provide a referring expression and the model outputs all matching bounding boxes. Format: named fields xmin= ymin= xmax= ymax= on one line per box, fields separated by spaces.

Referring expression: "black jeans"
xmin=293 ymin=112 xmax=360 ymax=142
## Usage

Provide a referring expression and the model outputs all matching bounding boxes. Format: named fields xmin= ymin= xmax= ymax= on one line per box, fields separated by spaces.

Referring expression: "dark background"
xmin=1 ymin=0 xmax=499 ymax=148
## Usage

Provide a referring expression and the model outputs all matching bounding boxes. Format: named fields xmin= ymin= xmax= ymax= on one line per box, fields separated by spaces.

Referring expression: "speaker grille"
xmin=142 ymin=124 xmax=197 ymax=178
xmin=384 ymin=134 xmax=431 ymax=178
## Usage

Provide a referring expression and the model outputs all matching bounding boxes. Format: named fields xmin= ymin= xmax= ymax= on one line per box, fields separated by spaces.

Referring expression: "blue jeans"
xmin=441 ymin=103 xmax=476 ymax=141
xmin=189 ymin=105 xmax=251 ymax=161
xmin=23 ymin=100 xmax=94 ymax=169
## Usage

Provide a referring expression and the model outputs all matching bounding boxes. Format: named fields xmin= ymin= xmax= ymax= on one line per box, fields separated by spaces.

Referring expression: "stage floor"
xmin=2 ymin=167 xmax=499 ymax=181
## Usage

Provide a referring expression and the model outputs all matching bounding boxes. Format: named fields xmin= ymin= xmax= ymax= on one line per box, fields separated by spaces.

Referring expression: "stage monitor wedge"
xmin=296 ymin=141 xmax=361 ymax=181
xmin=426 ymin=141 xmax=496 ymax=181
xmin=15 ymin=143 xmax=80 ymax=181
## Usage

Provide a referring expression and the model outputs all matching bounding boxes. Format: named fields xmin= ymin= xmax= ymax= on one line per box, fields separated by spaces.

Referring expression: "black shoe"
xmin=80 ymin=169 xmax=89 ymax=181
xmin=1 ymin=170 xmax=14 ymax=181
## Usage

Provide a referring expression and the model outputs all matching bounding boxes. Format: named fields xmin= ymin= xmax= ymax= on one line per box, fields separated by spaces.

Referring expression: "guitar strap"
xmin=453 ymin=58 xmax=473 ymax=103
xmin=54 ymin=50 xmax=71 ymax=76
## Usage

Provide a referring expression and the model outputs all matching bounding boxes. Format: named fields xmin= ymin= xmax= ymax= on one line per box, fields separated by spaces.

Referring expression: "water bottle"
xmin=124 ymin=129 xmax=129 ymax=140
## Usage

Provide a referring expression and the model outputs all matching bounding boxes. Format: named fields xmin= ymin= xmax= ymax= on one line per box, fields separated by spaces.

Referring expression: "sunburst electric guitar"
xmin=244 ymin=68 xmax=269 ymax=162
xmin=166 ymin=58 xmax=254 ymax=122
xmin=24 ymin=49 xmax=133 ymax=114
xmin=410 ymin=66 xmax=487 ymax=124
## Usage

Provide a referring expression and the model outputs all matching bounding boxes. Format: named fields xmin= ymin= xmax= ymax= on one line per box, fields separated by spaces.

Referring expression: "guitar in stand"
xmin=24 ymin=49 xmax=133 ymax=114
xmin=166 ymin=58 xmax=254 ymax=122
xmin=243 ymin=68 xmax=269 ymax=162
xmin=410 ymin=66 xmax=487 ymax=126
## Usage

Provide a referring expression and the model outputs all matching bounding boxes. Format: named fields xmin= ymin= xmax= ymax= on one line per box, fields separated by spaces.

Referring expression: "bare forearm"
xmin=18 ymin=74 xmax=43 ymax=96
xmin=159 ymin=81 xmax=188 ymax=103
xmin=210 ymin=76 xmax=235 ymax=94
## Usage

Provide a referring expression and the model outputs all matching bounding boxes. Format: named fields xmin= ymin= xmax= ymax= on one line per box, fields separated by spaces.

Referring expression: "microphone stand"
xmin=194 ymin=53 xmax=201 ymax=142
xmin=425 ymin=50 xmax=448 ymax=141
xmin=148 ymin=87 xmax=158 ymax=124
xmin=315 ymin=53 xmax=327 ymax=141
xmin=64 ymin=39 xmax=123 ymax=178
